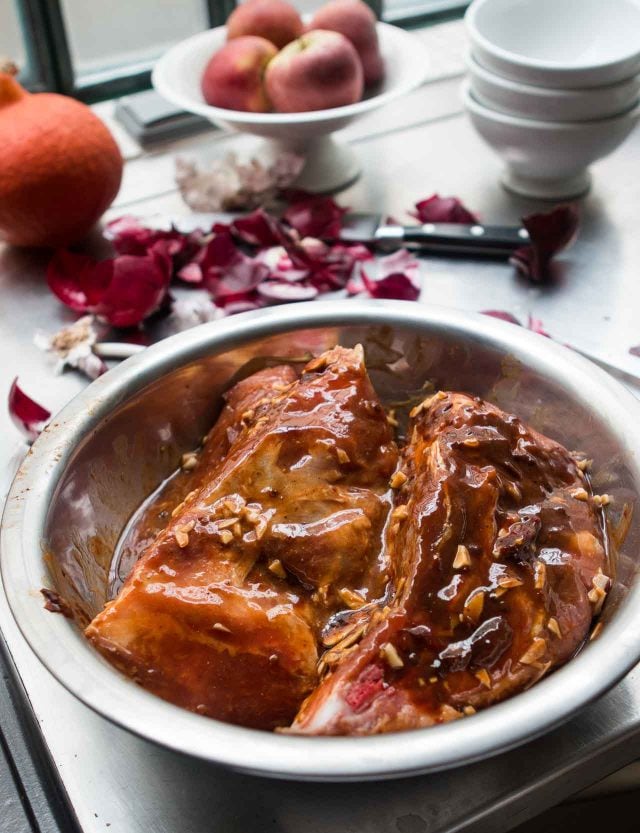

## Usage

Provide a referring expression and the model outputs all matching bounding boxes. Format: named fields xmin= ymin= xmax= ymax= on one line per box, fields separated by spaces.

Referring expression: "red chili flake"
xmin=8 ymin=378 xmax=51 ymax=441
xmin=282 ymin=193 xmax=348 ymax=239
xmin=344 ymin=664 xmax=385 ymax=713
xmin=47 ymin=248 xmax=172 ymax=329
xmin=411 ymin=194 xmax=479 ymax=225
xmin=510 ymin=204 xmax=579 ymax=282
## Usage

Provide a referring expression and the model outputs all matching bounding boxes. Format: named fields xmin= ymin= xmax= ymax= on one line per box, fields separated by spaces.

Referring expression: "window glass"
xmin=1 ymin=1 xmax=27 ymax=72
xmin=383 ymin=0 xmax=468 ymax=22
xmin=59 ymin=0 xmax=209 ymax=78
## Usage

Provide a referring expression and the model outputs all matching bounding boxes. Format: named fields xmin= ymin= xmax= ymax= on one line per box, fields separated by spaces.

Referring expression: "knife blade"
xmin=336 ymin=212 xmax=530 ymax=256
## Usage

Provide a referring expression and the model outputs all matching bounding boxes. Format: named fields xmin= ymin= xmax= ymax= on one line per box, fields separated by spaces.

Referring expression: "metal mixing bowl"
xmin=2 ymin=299 xmax=640 ymax=781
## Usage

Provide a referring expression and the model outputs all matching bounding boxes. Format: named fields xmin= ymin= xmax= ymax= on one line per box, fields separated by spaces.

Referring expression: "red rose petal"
xmin=357 ymin=249 xmax=421 ymax=301
xmin=482 ymin=310 xmax=522 ymax=325
xmin=224 ymin=300 xmax=263 ymax=315
xmin=47 ymin=250 xmax=110 ymax=312
xmin=510 ymin=204 xmax=579 ymax=282
xmin=47 ymin=249 xmax=172 ymax=328
xmin=176 ymin=262 xmax=203 ymax=284
xmin=93 ymin=252 xmax=172 ymax=328
xmin=361 ymin=269 xmax=421 ymax=301
xmin=202 ymin=234 xmax=270 ymax=307
xmin=481 ymin=310 xmax=551 ymax=338
xmin=231 ymin=209 xmax=286 ymax=247
xmin=527 ymin=315 xmax=551 ymax=338
xmin=106 ymin=216 xmax=206 ymax=273
xmin=411 ymin=194 xmax=479 ymax=225
xmin=8 ymin=378 xmax=51 ymax=441
xmin=283 ymin=194 xmax=348 ymax=239
xmin=105 ymin=215 xmax=160 ymax=255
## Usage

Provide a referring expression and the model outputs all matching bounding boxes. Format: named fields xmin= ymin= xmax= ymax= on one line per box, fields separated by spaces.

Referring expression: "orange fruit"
xmin=0 ymin=61 xmax=123 ymax=248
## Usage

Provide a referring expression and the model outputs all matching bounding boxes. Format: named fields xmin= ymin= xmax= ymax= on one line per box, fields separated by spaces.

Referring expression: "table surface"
xmin=2 ymin=22 xmax=640 ymax=833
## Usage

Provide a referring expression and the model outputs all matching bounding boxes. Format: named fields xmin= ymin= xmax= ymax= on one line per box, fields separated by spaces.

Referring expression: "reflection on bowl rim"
xmin=152 ymin=22 xmax=430 ymax=126
xmin=3 ymin=300 xmax=640 ymax=781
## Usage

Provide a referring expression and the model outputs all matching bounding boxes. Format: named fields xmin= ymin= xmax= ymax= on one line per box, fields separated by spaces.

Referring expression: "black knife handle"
xmin=374 ymin=223 xmax=530 ymax=256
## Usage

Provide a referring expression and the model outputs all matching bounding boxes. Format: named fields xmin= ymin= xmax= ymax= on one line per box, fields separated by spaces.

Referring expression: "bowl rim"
xmin=4 ymin=299 xmax=640 ymax=781
xmin=462 ymin=79 xmax=640 ymax=129
xmin=152 ymin=22 xmax=430 ymax=126
xmin=465 ymin=0 xmax=640 ymax=76
xmin=466 ymin=52 xmax=640 ymax=100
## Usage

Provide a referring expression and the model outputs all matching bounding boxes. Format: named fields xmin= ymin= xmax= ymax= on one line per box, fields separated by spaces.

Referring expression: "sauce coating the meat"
xmin=85 ymin=350 xmax=610 ymax=734
xmin=86 ymin=346 xmax=397 ymax=729
xmin=292 ymin=392 xmax=608 ymax=734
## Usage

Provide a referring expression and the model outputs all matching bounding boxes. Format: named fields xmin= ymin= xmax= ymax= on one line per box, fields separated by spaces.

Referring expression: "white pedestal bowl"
xmin=152 ymin=22 xmax=429 ymax=193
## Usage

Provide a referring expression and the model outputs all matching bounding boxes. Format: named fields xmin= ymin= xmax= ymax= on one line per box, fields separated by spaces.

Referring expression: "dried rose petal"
xmin=8 ymin=378 xmax=51 ymax=441
xmin=510 ymin=204 xmax=579 ymax=282
xmin=175 ymin=152 xmax=304 ymax=212
xmin=411 ymin=194 xmax=478 ymax=225
xmin=283 ymin=193 xmax=348 ymax=239
xmin=629 ymin=346 xmax=640 ymax=358
xmin=47 ymin=249 xmax=172 ymax=328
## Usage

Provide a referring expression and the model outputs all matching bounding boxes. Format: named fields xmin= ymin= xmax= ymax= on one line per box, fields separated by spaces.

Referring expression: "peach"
xmin=265 ymin=30 xmax=364 ymax=113
xmin=226 ymin=0 xmax=304 ymax=50
xmin=201 ymin=36 xmax=277 ymax=112
xmin=309 ymin=0 xmax=384 ymax=86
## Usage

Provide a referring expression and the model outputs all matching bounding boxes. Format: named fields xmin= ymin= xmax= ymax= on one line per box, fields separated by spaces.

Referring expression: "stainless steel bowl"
xmin=2 ymin=299 xmax=640 ymax=781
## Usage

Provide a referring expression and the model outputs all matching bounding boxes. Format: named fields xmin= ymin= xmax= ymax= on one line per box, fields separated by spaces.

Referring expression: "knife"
xmin=336 ymin=213 xmax=530 ymax=256
xmin=173 ymin=212 xmax=530 ymax=257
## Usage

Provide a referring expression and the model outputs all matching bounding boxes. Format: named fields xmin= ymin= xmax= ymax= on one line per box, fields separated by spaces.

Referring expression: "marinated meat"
xmin=86 ymin=347 xmax=398 ymax=730
xmin=291 ymin=391 xmax=608 ymax=735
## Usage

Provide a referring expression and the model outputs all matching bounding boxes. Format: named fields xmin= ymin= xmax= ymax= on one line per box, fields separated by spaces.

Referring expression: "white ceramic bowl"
xmin=468 ymin=54 xmax=640 ymax=123
xmin=462 ymin=80 xmax=640 ymax=199
xmin=466 ymin=0 xmax=640 ymax=89
xmin=152 ymin=23 xmax=429 ymax=192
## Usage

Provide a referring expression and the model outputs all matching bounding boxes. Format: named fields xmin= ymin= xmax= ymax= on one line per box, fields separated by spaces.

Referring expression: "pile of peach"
xmin=201 ymin=0 xmax=385 ymax=113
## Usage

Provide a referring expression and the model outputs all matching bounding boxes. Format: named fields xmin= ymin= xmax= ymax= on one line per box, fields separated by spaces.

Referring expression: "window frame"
xmin=13 ymin=0 xmax=468 ymax=103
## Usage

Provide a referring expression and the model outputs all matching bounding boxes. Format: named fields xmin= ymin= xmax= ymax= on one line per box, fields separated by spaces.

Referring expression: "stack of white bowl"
xmin=463 ymin=0 xmax=640 ymax=199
